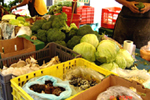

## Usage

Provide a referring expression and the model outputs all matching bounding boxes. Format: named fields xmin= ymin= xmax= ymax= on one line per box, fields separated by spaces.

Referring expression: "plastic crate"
xmin=62 ymin=6 xmax=94 ymax=25
xmin=0 ymin=42 xmax=80 ymax=100
xmin=66 ymin=13 xmax=81 ymax=28
xmin=101 ymin=7 xmax=121 ymax=29
xmin=80 ymin=17 xmax=94 ymax=25
xmin=10 ymin=58 xmax=115 ymax=100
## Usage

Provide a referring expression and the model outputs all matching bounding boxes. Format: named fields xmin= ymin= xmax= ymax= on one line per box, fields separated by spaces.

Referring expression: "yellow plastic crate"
xmin=10 ymin=58 xmax=115 ymax=100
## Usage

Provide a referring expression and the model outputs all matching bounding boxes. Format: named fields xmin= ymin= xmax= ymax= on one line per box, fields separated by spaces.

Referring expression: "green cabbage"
xmin=115 ymin=49 xmax=134 ymax=68
xmin=80 ymin=34 xmax=99 ymax=48
xmin=115 ymin=55 xmax=127 ymax=69
xmin=95 ymin=40 xmax=120 ymax=63
xmin=100 ymin=62 xmax=119 ymax=71
xmin=73 ymin=42 xmax=96 ymax=62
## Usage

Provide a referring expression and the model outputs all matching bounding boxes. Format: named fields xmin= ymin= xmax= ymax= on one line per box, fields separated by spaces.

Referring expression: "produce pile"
xmin=0 ymin=15 xmax=32 ymax=40
xmin=63 ymin=67 xmax=104 ymax=94
xmin=30 ymin=80 xmax=65 ymax=96
xmin=21 ymin=66 xmax=105 ymax=100
xmin=96 ymin=86 xmax=143 ymax=100
xmin=72 ymin=34 xmax=134 ymax=70
xmin=8 ymin=16 xmax=30 ymax=26
xmin=31 ymin=12 xmax=101 ymax=49
xmin=1 ymin=56 xmax=60 ymax=76
xmin=111 ymin=67 xmax=150 ymax=89
xmin=22 ymin=75 xmax=72 ymax=100
xmin=48 ymin=1 xmax=80 ymax=15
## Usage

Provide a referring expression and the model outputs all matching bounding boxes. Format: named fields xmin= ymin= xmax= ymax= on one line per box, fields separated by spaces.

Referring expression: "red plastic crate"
xmin=65 ymin=13 xmax=81 ymax=20
xmin=62 ymin=6 xmax=94 ymax=25
xmin=81 ymin=17 xmax=94 ymax=25
xmin=101 ymin=7 xmax=121 ymax=29
xmin=62 ymin=6 xmax=72 ymax=13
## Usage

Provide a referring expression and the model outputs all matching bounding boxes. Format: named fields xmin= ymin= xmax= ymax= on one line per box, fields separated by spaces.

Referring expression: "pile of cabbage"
xmin=73 ymin=34 xmax=134 ymax=70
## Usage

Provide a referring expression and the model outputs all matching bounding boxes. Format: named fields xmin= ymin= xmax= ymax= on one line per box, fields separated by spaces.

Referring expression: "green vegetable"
xmin=77 ymin=25 xmax=95 ymax=36
xmin=31 ymin=25 xmax=41 ymax=32
xmin=17 ymin=16 xmax=25 ymax=22
xmin=67 ymin=36 xmax=82 ymax=49
xmin=24 ymin=22 xmax=30 ymax=26
xmin=9 ymin=19 xmax=20 ymax=25
xmin=47 ymin=28 xmax=66 ymax=42
xmin=80 ymin=34 xmax=99 ymax=48
xmin=115 ymin=49 xmax=134 ymax=68
xmin=65 ymin=23 xmax=78 ymax=39
xmin=95 ymin=40 xmax=120 ymax=63
xmin=73 ymin=42 xmax=96 ymax=62
xmin=55 ymin=41 xmax=66 ymax=47
xmin=31 ymin=19 xmax=47 ymax=32
xmin=115 ymin=54 xmax=127 ymax=69
xmin=42 ymin=21 xmax=52 ymax=30
xmin=63 ymin=1 xmax=72 ymax=7
xmin=52 ymin=13 xmax=67 ymax=28
xmin=100 ymin=62 xmax=119 ymax=71
xmin=136 ymin=2 xmax=145 ymax=11
xmin=68 ymin=28 xmax=78 ymax=38
xmin=36 ymin=29 xmax=47 ymax=42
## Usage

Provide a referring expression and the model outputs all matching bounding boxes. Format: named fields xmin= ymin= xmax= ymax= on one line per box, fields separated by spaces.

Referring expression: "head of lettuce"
xmin=73 ymin=42 xmax=96 ymax=62
xmin=95 ymin=40 xmax=120 ymax=63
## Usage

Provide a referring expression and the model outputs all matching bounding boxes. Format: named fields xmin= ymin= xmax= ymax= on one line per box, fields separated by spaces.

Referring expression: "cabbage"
xmin=115 ymin=49 xmax=134 ymax=68
xmin=95 ymin=40 xmax=120 ymax=63
xmin=115 ymin=55 xmax=127 ymax=69
xmin=100 ymin=62 xmax=119 ymax=71
xmin=80 ymin=34 xmax=99 ymax=48
xmin=73 ymin=42 xmax=96 ymax=62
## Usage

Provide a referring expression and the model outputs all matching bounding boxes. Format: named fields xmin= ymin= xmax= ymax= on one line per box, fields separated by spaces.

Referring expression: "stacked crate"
xmin=100 ymin=7 xmax=121 ymax=37
xmin=62 ymin=5 xmax=94 ymax=25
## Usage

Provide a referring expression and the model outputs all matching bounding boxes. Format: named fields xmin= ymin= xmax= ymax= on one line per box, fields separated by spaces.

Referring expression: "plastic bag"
xmin=112 ymin=68 xmax=150 ymax=89
xmin=16 ymin=26 xmax=32 ymax=37
xmin=22 ymin=75 xmax=72 ymax=100
xmin=96 ymin=86 xmax=142 ymax=100
xmin=63 ymin=66 xmax=105 ymax=95
xmin=0 ymin=21 xmax=15 ymax=39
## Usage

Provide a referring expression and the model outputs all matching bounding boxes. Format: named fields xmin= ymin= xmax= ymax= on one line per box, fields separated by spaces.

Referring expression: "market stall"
xmin=0 ymin=0 xmax=150 ymax=100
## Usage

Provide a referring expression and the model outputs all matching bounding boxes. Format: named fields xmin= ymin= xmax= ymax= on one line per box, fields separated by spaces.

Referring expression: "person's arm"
xmin=10 ymin=0 xmax=30 ymax=11
xmin=115 ymin=0 xmax=140 ymax=13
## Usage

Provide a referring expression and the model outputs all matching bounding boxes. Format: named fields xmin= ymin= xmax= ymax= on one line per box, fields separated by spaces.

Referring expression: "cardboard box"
xmin=18 ymin=34 xmax=45 ymax=51
xmin=0 ymin=36 xmax=35 ymax=59
xmin=72 ymin=75 xmax=150 ymax=100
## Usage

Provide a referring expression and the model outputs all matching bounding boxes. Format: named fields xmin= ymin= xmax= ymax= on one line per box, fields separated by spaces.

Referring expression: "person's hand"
xmin=127 ymin=1 xmax=140 ymax=13
xmin=140 ymin=3 xmax=150 ymax=13
xmin=10 ymin=6 xmax=17 ymax=11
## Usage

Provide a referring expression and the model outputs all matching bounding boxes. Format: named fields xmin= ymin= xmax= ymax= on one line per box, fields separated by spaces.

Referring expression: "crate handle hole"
xmin=22 ymin=81 xmax=24 ymax=86
xmin=18 ymin=78 xmax=20 ymax=82
xmin=41 ymin=71 xmax=43 ymax=74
